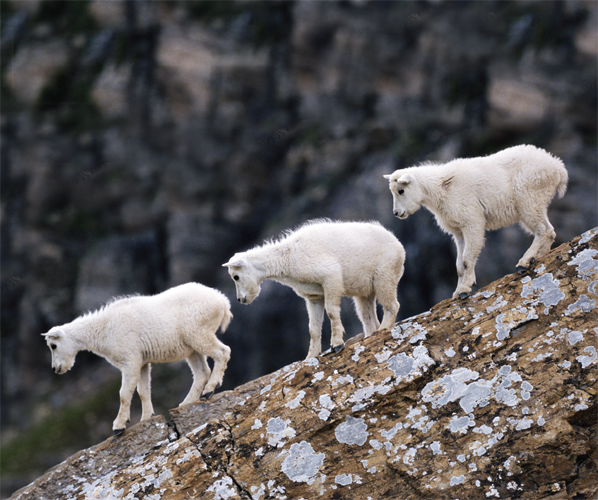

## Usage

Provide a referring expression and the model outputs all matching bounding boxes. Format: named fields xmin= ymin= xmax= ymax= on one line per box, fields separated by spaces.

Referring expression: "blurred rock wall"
xmin=1 ymin=0 xmax=596 ymax=489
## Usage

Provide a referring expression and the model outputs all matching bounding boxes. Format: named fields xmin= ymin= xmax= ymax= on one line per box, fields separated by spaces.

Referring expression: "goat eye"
xmin=398 ymin=189 xmax=405 ymax=195
xmin=233 ymin=275 xmax=239 ymax=281
xmin=50 ymin=344 xmax=57 ymax=350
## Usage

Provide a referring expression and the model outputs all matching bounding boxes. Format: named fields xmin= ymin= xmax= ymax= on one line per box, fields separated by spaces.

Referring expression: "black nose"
xmin=393 ymin=210 xmax=399 ymax=217
xmin=237 ymin=298 xmax=241 ymax=302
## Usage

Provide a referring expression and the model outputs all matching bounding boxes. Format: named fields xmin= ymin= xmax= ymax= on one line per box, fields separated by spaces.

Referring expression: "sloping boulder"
xmin=12 ymin=229 xmax=597 ymax=500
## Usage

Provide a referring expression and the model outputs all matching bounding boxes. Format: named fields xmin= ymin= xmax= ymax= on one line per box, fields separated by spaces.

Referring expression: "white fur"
xmin=42 ymin=282 xmax=232 ymax=433
xmin=223 ymin=220 xmax=405 ymax=358
xmin=384 ymin=144 xmax=568 ymax=299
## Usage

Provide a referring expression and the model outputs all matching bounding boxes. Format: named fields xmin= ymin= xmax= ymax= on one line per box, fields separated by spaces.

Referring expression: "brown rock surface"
xmin=11 ymin=229 xmax=598 ymax=499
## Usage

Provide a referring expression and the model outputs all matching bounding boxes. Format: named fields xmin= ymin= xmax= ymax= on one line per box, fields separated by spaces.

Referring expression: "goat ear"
xmin=383 ymin=174 xmax=392 ymax=180
xmin=223 ymin=257 xmax=244 ymax=268
xmin=397 ymin=173 xmax=414 ymax=185
xmin=42 ymin=330 xmax=62 ymax=340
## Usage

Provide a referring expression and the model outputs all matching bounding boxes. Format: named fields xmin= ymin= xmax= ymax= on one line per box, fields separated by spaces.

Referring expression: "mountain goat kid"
xmin=223 ymin=220 xmax=405 ymax=358
xmin=384 ymin=144 xmax=568 ymax=299
xmin=42 ymin=282 xmax=232 ymax=434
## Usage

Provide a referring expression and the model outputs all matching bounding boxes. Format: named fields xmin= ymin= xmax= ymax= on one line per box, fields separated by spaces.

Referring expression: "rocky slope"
xmin=1 ymin=1 xmax=597 ymax=494
xmin=11 ymin=229 xmax=597 ymax=499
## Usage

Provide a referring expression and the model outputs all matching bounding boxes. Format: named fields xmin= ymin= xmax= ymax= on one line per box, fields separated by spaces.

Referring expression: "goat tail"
xmin=556 ymin=166 xmax=568 ymax=199
xmin=220 ymin=308 xmax=233 ymax=333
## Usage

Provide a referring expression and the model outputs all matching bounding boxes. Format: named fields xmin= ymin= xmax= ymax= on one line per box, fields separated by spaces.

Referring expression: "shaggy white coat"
xmin=384 ymin=144 xmax=568 ymax=298
xmin=223 ymin=220 xmax=405 ymax=358
xmin=42 ymin=282 xmax=232 ymax=433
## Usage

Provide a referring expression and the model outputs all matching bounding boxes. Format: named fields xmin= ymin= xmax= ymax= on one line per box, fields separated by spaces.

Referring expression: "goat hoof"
xmin=201 ymin=391 xmax=213 ymax=400
xmin=113 ymin=428 xmax=125 ymax=436
xmin=458 ymin=292 xmax=470 ymax=300
xmin=516 ymin=265 xmax=528 ymax=274
xmin=333 ymin=343 xmax=345 ymax=354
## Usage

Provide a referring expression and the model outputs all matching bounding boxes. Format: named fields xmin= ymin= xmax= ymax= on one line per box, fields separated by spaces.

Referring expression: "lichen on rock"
xmin=10 ymin=230 xmax=598 ymax=500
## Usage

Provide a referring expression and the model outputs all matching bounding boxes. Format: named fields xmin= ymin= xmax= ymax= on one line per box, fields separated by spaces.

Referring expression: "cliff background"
xmin=1 ymin=0 xmax=596 ymax=496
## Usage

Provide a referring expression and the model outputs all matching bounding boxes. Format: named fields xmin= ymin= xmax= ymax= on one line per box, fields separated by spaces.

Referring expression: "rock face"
xmin=11 ymin=229 xmax=597 ymax=500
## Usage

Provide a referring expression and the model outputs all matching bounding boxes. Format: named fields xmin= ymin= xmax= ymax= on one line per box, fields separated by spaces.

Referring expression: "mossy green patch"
xmin=0 ymin=379 xmax=120 ymax=477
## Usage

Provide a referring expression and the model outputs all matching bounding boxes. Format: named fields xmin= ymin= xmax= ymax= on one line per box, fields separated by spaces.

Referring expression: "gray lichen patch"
xmin=459 ymin=381 xmax=494 ymax=414
xmin=430 ymin=441 xmax=443 ymax=455
xmin=392 ymin=319 xmax=428 ymax=344
xmin=567 ymin=248 xmax=598 ymax=279
xmin=421 ymin=368 xmax=481 ymax=410
xmin=317 ymin=394 xmax=335 ymax=421
xmin=334 ymin=473 xmax=353 ymax=485
xmin=285 ymin=390 xmax=306 ymax=409
xmin=448 ymin=415 xmax=475 ymax=434
xmin=421 ymin=364 xmax=531 ymax=419
xmin=382 ymin=345 xmax=435 ymax=386
xmin=580 ymin=228 xmax=598 ymax=244
xmin=78 ymin=471 xmax=124 ymax=500
xmin=486 ymin=296 xmax=508 ymax=313
xmin=473 ymin=289 xmax=495 ymax=299
xmin=352 ymin=345 xmax=366 ymax=361
xmin=521 ymin=382 xmax=533 ymax=392
xmin=494 ymin=306 xmax=538 ymax=341
xmin=521 ymin=273 xmax=565 ymax=313
xmin=577 ymin=346 xmax=597 ymax=368
xmin=335 ymin=416 xmax=368 ymax=446
xmin=450 ymin=474 xmax=466 ymax=485
xmin=206 ymin=475 xmax=238 ymax=499
xmin=405 ymin=405 xmax=435 ymax=434
xmin=568 ymin=330 xmax=584 ymax=345
xmin=280 ymin=441 xmax=325 ymax=483
xmin=387 ymin=353 xmax=414 ymax=377
xmin=350 ymin=381 xmax=394 ymax=412
xmin=379 ymin=422 xmax=403 ymax=443
xmin=565 ymin=295 xmax=596 ymax=316
xmin=266 ymin=417 xmax=296 ymax=447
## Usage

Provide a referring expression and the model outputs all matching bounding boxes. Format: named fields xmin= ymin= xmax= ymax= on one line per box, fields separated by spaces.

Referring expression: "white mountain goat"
xmin=42 ymin=282 xmax=232 ymax=434
xmin=223 ymin=220 xmax=405 ymax=358
xmin=384 ymin=144 xmax=568 ymax=299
